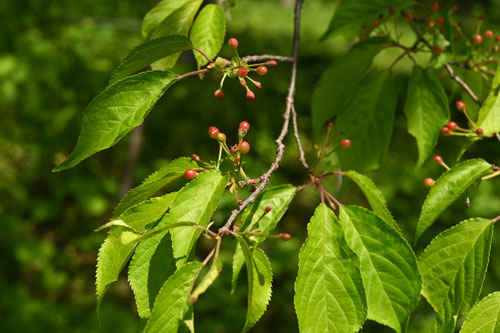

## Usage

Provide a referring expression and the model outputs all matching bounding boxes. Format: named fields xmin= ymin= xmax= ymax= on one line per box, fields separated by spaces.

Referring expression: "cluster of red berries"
xmin=452 ymin=18 xmax=500 ymax=54
xmin=441 ymin=101 xmax=483 ymax=137
xmin=212 ymin=38 xmax=277 ymax=100
xmin=208 ymin=121 xmax=251 ymax=156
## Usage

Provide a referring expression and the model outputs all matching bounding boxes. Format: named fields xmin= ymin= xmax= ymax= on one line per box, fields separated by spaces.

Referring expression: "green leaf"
xmin=477 ymin=65 xmax=500 ymax=137
xmin=190 ymin=4 xmax=226 ymax=67
xmin=344 ymin=170 xmax=397 ymax=229
xmin=322 ymin=0 xmax=414 ymax=39
xmin=53 ymin=71 xmax=177 ymax=172
xmin=403 ymin=67 xmax=450 ymax=167
xmin=294 ymin=204 xmax=367 ymax=333
xmin=150 ymin=0 xmax=204 ymax=70
xmin=231 ymin=185 xmax=296 ymax=292
xmin=142 ymin=0 xmax=193 ymax=39
xmin=96 ymin=193 xmax=177 ymax=313
xmin=311 ymin=38 xmax=385 ymax=137
xmin=144 ymin=261 xmax=202 ymax=333
xmin=339 ymin=205 xmax=421 ymax=333
xmin=114 ymin=157 xmax=198 ymax=218
xmin=415 ymin=158 xmax=491 ymax=242
xmin=418 ymin=218 xmax=493 ymax=332
xmin=191 ymin=258 xmax=222 ymax=302
xmin=238 ymin=240 xmax=273 ymax=333
xmin=460 ymin=292 xmax=500 ymax=333
xmin=109 ymin=36 xmax=193 ymax=84
xmin=336 ymin=70 xmax=397 ymax=172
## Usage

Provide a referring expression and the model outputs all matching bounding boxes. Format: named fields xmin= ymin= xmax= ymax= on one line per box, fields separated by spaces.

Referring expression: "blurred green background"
xmin=1 ymin=0 xmax=499 ymax=332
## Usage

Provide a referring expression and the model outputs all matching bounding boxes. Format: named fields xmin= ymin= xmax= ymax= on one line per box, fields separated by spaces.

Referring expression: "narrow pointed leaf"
xmin=190 ymin=4 xmax=226 ymax=67
xmin=336 ymin=70 xmax=397 ymax=172
xmin=114 ymin=157 xmax=198 ymax=218
xmin=53 ymin=71 xmax=177 ymax=171
xmin=110 ymin=35 xmax=193 ymax=84
xmin=344 ymin=170 xmax=397 ymax=229
xmin=238 ymin=240 xmax=273 ymax=333
xmin=191 ymin=258 xmax=222 ymax=302
xmin=415 ymin=159 xmax=491 ymax=241
xmin=403 ymin=67 xmax=450 ymax=167
xmin=419 ymin=218 xmax=493 ymax=331
xmin=339 ymin=205 xmax=421 ymax=333
xmin=477 ymin=65 xmax=500 ymax=136
xmin=96 ymin=193 xmax=177 ymax=312
xmin=295 ymin=204 xmax=367 ymax=333
xmin=311 ymin=38 xmax=385 ymax=137
xmin=144 ymin=261 xmax=202 ymax=333
xmin=460 ymin=292 xmax=500 ymax=333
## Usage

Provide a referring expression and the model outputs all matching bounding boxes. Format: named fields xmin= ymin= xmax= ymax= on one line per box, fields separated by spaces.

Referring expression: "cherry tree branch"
xmin=242 ymin=55 xmax=293 ymax=63
xmin=445 ymin=63 xmax=482 ymax=106
xmin=219 ymin=0 xmax=305 ymax=232
xmin=291 ymin=104 xmax=310 ymax=172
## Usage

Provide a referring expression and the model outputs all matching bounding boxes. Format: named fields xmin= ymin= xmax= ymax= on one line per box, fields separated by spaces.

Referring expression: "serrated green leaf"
xmin=238 ymin=240 xmax=273 ymax=333
xmin=460 ymin=292 xmax=500 ymax=333
xmin=419 ymin=218 xmax=493 ymax=332
xmin=231 ymin=185 xmax=296 ymax=292
xmin=53 ymin=71 xmax=177 ymax=172
xmin=415 ymin=158 xmax=491 ymax=242
xmin=142 ymin=0 xmax=192 ymax=39
xmin=114 ymin=157 xmax=198 ymax=218
xmin=404 ymin=67 xmax=450 ymax=167
xmin=144 ymin=261 xmax=202 ymax=333
xmin=311 ymin=38 xmax=385 ymax=137
xmin=322 ymin=0 xmax=414 ymax=40
xmin=295 ymin=204 xmax=367 ymax=333
xmin=96 ymin=193 xmax=177 ymax=313
xmin=150 ymin=0 xmax=203 ymax=70
xmin=476 ymin=65 xmax=500 ymax=136
xmin=190 ymin=4 xmax=226 ymax=67
xmin=336 ymin=70 xmax=397 ymax=172
xmin=109 ymin=36 xmax=193 ymax=84
xmin=344 ymin=170 xmax=397 ymax=229
xmin=191 ymin=258 xmax=221 ymax=302
xmin=339 ymin=205 xmax=421 ymax=333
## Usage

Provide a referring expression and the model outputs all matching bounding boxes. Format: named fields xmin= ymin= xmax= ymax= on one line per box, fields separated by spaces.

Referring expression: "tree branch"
xmin=445 ymin=63 xmax=482 ymax=106
xmin=219 ymin=0 xmax=305 ymax=232
xmin=291 ymin=104 xmax=310 ymax=171
xmin=242 ymin=55 xmax=293 ymax=63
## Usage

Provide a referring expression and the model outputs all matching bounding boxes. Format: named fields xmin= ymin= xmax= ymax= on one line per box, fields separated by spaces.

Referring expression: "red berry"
xmin=267 ymin=60 xmax=278 ymax=66
xmin=265 ymin=206 xmax=272 ymax=212
xmin=239 ymin=79 xmax=246 ymax=87
xmin=431 ymin=2 xmax=439 ymax=11
xmin=485 ymin=30 xmax=494 ymax=39
xmin=256 ymin=66 xmax=268 ymax=76
xmin=228 ymin=37 xmax=238 ymax=49
xmin=453 ymin=35 xmax=460 ymax=41
xmin=340 ymin=138 xmax=351 ymax=149
xmin=474 ymin=34 xmax=483 ymax=44
xmin=476 ymin=128 xmax=484 ymax=135
xmin=447 ymin=121 xmax=458 ymax=131
xmin=281 ymin=233 xmax=291 ymax=241
xmin=389 ymin=7 xmax=395 ymax=15
xmin=424 ymin=178 xmax=435 ymax=187
xmin=246 ymin=90 xmax=255 ymax=100
xmin=434 ymin=46 xmax=443 ymax=54
xmin=435 ymin=17 xmax=445 ymax=26
xmin=237 ymin=200 xmax=243 ymax=205
xmin=451 ymin=5 xmax=458 ymax=12
xmin=214 ymin=89 xmax=224 ymax=99
xmin=405 ymin=12 xmax=414 ymax=22
xmin=433 ymin=155 xmax=443 ymax=164
xmin=456 ymin=101 xmax=466 ymax=111
xmin=238 ymin=141 xmax=250 ymax=154
xmin=253 ymin=81 xmax=262 ymax=89
xmin=209 ymin=126 xmax=219 ymax=139
xmin=496 ymin=36 xmax=500 ymax=42
xmin=239 ymin=121 xmax=250 ymax=132
xmin=441 ymin=126 xmax=452 ymax=136
xmin=237 ymin=67 xmax=248 ymax=77
xmin=216 ymin=132 xmax=226 ymax=142
xmin=428 ymin=21 xmax=435 ymax=28
xmin=184 ymin=169 xmax=197 ymax=180
xmin=372 ymin=19 xmax=379 ymax=26
xmin=191 ymin=154 xmax=200 ymax=160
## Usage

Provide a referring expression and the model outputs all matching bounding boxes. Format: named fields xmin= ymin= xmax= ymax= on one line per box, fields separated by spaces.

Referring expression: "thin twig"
xmin=291 ymin=104 xmax=310 ymax=171
xmin=177 ymin=68 xmax=212 ymax=80
xmin=242 ymin=55 xmax=293 ymax=63
xmin=445 ymin=63 xmax=482 ymax=106
xmin=219 ymin=0 xmax=305 ymax=233
xmin=496 ymin=133 xmax=500 ymax=143
xmin=193 ymin=47 xmax=215 ymax=64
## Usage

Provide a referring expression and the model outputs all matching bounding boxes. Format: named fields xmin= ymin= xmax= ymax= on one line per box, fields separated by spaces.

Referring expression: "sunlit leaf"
xmin=477 ymin=65 xmax=500 ymax=136
xmin=460 ymin=292 xmax=500 ymax=333
xmin=190 ymin=4 xmax=226 ymax=67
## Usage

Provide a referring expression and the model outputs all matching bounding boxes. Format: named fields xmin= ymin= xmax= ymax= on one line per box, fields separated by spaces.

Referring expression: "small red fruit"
xmin=239 ymin=121 xmax=250 ymax=132
xmin=474 ymin=34 xmax=483 ymax=44
xmin=476 ymin=128 xmax=484 ymax=135
xmin=435 ymin=17 xmax=445 ymax=26
xmin=237 ymin=67 xmax=248 ymax=77
xmin=494 ymin=46 xmax=499 ymax=52
xmin=431 ymin=2 xmax=439 ymax=11
xmin=496 ymin=36 xmax=500 ymax=42
xmin=340 ymin=138 xmax=351 ymax=149
xmin=256 ymin=66 xmax=268 ymax=76
xmin=433 ymin=155 xmax=443 ymax=164
xmin=191 ymin=154 xmax=200 ymax=161
xmin=389 ymin=7 xmax=395 ymax=15
xmin=216 ymin=132 xmax=226 ymax=142
xmin=228 ymin=37 xmax=238 ymax=49
xmin=184 ymin=169 xmax=197 ymax=180
xmin=237 ymin=200 xmax=243 ymax=205
xmin=214 ymin=89 xmax=224 ymax=99
xmin=281 ymin=233 xmax=291 ymax=241
xmin=265 ymin=206 xmax=272 ymax=212
xmin=267 ymin=60 xmax=278 ymax=66
xmin=441 ymin=126 xmax=452 ymax=136
xmin=239 ymin=79 xmax=246 ymax=87
xmin=485 ymin=30 xmax=494 ymax=39
xmin=238 ymin=141 xmax=250 ymax=154
xmin=372 ymin=19 xmax=379 ymax=26
xmin=456 ymin=100 xmax=466 ymax=111
xmin=434 ymin=46 xmax=443 ymax=54
xmin=447 ymin=121 xmax=458 ymax=131
xmin=253 ymin=81 xmax=262 ymax=89
xmin=246 ymin=90 xmax=255 ymax=100
xmin=209 ymin=126 xmax=219 ymax=139
xmin=453 ymin=35 xmax=460 ymax=41
xmin=424 ymin=178 xmax=435 ymax=187
xmin=405 ymin=12 xmax=414 ymax=22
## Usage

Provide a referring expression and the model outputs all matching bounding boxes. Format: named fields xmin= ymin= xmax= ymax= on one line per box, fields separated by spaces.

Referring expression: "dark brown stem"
xmin=219 ymin=0 xmax=305 ymax=233
xmin=177 ymin=68 xmax=212 ymax=80
xmin=445 ymin=63 xmax=482 ymax=106
xmin=193 ymin=47 xmax=214 ymax=64
xmin=242 ymin=55 xmax=293 ymax=63
xmin=291 ymin=104 xmax=310 ymax=171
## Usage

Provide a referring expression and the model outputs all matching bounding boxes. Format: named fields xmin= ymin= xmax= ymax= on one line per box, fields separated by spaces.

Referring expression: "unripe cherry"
xmin=209 ymin=126 xmax=219 ymax=139
xmin=253 ymin=81 xmax=262 ymax=89
xmin=239 ymin=121 xmax=250 ymax=132
xmin=476 ymin=128 xmax=484 ymax=135
xmin=191 ymin=154 xmax=200 ymax=161
xmin=340 ymin=138 xmax=351 ymax=149
xmin=246 ymin=90 xmax=255 ymax=100
xmin=456 ymin=100 xmax=466 ymax=111
xmin=441 ymin=126 xmax=452 ymax=136
xmin=434 ymin=46 xmax=443 ymax=54
xmin=267 ymin=60 xmax=277 ymax=66
xmin=485 ymin=30 xmax=494 ymax=39
xmin=238 ymin=141 xmax=250 ymax=154
xmin=424 ymin=178 xmax=435 ymax=187
xmin=435 ymin=17 xmax=445 ymax=26
xmin=237 ymin=67 xmax=248 ymax=77
xmin=184 ymin=169 xmax=197 ymax=180
xmin=431 ymin=2 xmax=439 ymax=11
xmin=405 ymin=12 xmax=414 ymax=22
xmin=214 ymin=89 xmax=224 ymax=99
xmin=433 ymin=155 xmax=443 ymax=164
xmin=281 ymin=233 xmax=291 ymax=241
xmin=228 ymin=37 xmax=238 ymax=49
xmin=494 ymin=45 xmax=499 ymax=52
xmin=216 ymin=132 xmax=226 ymax=142
xmin=453 ymin=35 xmax=460 ymax=41
xmin=447 ymin=121 xmax=458 ymax=131
xmin=256 ymin=66 xmax=268 ymax=76
xmin=474 ymin=34 xmax=483 ymax=44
